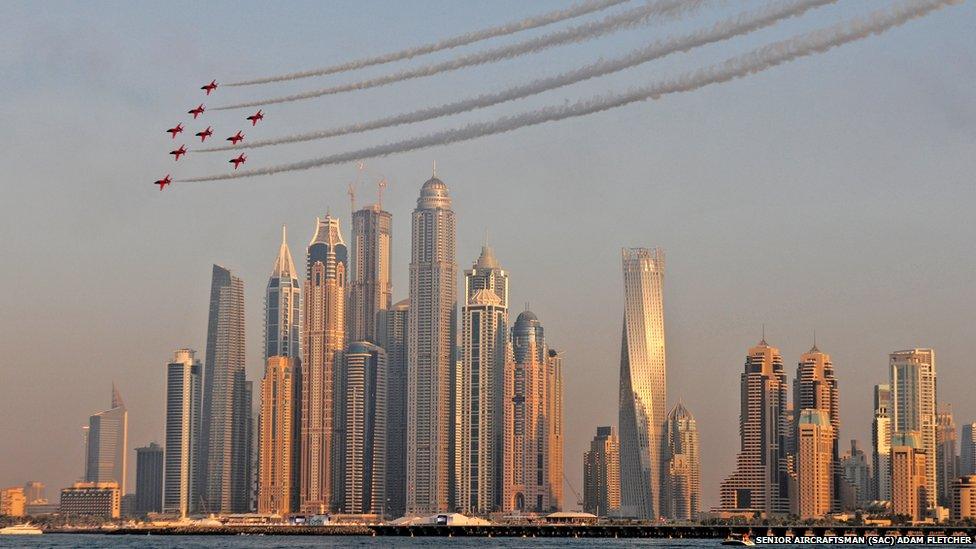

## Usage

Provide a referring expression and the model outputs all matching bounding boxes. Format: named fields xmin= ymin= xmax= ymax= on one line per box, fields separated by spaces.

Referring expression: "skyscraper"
xmin=890 ymin=348 xmax=937 ymax=510
xmin=265 ymin=226 xmax=302 ymax=511
xmin=378 ymin=299 xmax=409 ymax=518
xmin=618 ymin=247 xmax=666 ymax=519
xmin=891 ymin=432 xmax=927 ymax=522
xmin=349 ymin=204 xmax=393 ymax=344
xmin=266 ymin=226 xmax=301 ymax=362
xmin=301 ymin=215 xmax=346 ymax=513
xmin=335 ymin=342 xmax=387 ymax=514
xmin=793 ymin=345 xmax=839 ymax=511
xmin=199 ymin=264 xmax=248 ymax=513
xmin=458 ymin=247 xmax=508 ymax=514
xmin=546 ymin=348 xmax=564 ymax=512
xmin=407 ymin=172 xmax=457 ymax=515
xmin=164 ymin=348 xmax=202 ymax=517
xmin=795 ymin=409 xmax=833 ymax=519
xmin=936 ymin=406 xmax=958 ymax=508
xmin=583 ymin=426 xmax=621 ymax=517
xmin=840 ymin=440 xmax=871 ymax=510
xmin=664 ymin=402 xmax=701 ymax=520
xmin=85 ymin=385 xmax=128 ymax=495
xmin=135 ymin=442 xmax=163 ymax=515
xmin=962 ymin=424 xmax=976 ymax=477
xmin=872 ymin=383 xmax=892 ymax=501
xmin=718 ymin=339 xmax=791 ymax=516
xmin=258 ymin=356 xmax=296 ymax=515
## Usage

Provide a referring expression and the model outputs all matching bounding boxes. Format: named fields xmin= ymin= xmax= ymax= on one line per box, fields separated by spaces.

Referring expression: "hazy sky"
xmin=1 ymin=1 xmax=974 ymax=509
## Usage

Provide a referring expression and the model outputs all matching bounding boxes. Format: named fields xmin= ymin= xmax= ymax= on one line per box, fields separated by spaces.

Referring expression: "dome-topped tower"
xmin=418 ymin=163 xmax=451 ymax=210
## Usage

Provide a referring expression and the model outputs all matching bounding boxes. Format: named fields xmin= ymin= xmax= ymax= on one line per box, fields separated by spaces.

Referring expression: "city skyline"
xmin=2 ymin=1 xmax=975 ymax=512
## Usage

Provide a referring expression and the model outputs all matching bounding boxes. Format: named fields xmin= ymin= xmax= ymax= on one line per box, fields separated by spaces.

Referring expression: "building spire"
xmin=272 ymin=224 xmax=297 ymax=278
xmin=432 ymin=159 xmax=437 ymax=178
xmin=759 ymin=323 xmax=767 ymax=346
xmin=111 ymin=383 xmax=125 ymax=410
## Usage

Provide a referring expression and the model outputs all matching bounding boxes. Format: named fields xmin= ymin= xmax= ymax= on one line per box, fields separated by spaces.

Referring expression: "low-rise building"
xmin=0 ymin=487 xmax=26 ymax=517
xmin=59 ymin=482 xmax=120 ymax=519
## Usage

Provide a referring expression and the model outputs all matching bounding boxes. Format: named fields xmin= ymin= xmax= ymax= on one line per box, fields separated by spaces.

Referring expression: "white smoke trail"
xmin=215 ymin=0 xmax=706 ymax=110
xmin=229 ymin=0 xmax=629 ymax=86
xmin=201 ymin=0 xmax=834 ymax=153
xmin=180 ymin=0 xmax=958 ymax=183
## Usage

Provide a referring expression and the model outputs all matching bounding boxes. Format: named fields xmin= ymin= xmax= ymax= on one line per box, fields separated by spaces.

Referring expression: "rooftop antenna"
xmin=432 ymin=159 xmax=437 ymax=178
xmin=347 ymin=182 xmax=356 ymax=214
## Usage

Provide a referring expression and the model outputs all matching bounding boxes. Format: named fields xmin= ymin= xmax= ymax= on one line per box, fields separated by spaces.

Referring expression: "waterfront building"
xmin=583 ymin=426 xmax=621 ymax=517
xmin=0 ymin=487 xmax=25 ymax=517
xmin=23 ymin=482 xmax=46 ymax=506
xmin=407 ymin=172 xmax=457 ymax=515
xmin=890 ymin=349 xmax=937 ymax=510
xmin=164 ymin=348 xmax=202 ymax=516
xmin=795 ymin=409 xmax=833 ymax=519
xmin=301 ymin=215 xmax=347 ymax=513
xmin=457 ymin=247 xmax=508 ymax=514
xmin=793 ymin=345 xmax=839 ymax=511
xmin=59 ymin=482 xmax=120 ymax=519
xmin=952 ymin=475 xmax=976 ymax=521
xmin=378 ymin=299 xmax=409 ymax=518
xmin=85 ymin=385 xmax=128 ymax=495
xmin=718 ymin=339 xmax=791 ymax=516
xmin=664 ymin=402 xmax=701 ymax=520
xmin=258 ymin=356 xmax=296 ymax=515
xmin=134 ymin=442 xmax=163 ymax=515
xmin=890 ymin=432 xmax=927 ymax=522
xmin=199 ymin=264 xmax=248 ymax=513
xmin=546 ymin=348 xmax=564 ymax=511
xmin=335 ymin=342 xmax=387 ymax=514
xmin=618 ymin=247 xmax=667 ymax=520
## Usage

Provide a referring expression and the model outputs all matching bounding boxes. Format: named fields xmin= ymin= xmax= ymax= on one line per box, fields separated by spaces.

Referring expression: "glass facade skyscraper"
xmin=618 ymin=247 xmax=667 ymax=519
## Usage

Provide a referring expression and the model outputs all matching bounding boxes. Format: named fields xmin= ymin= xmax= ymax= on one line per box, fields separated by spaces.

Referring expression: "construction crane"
xmin=564 ymin=470 xmax=584 ymax=510
xmin=377 ymin=176 xmax=388 ymax=208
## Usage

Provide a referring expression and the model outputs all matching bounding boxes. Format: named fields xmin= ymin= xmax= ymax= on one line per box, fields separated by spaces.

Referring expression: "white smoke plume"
xmin=215 ymin=0 xmax=706 ymax=110
xmin=228 ymin=0 xmax=629 ymax=86
xmin=180 ymin=0 xmax=958 ymax=183
xmin=201 ymin=0 xmax=834 ymax=153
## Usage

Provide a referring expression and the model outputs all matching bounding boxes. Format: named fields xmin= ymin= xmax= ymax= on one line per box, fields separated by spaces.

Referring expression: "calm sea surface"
xmin=0 ymin=536 xmax=972 ymax=548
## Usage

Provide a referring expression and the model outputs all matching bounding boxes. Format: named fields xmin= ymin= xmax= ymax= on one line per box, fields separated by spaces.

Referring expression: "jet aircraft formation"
xmin=155 ymin=81 xmax=263 ymax=190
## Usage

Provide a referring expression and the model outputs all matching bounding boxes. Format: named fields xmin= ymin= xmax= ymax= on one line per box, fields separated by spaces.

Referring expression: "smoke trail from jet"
xmin=215 ymin=0 xmax=706 ymax=110
xmin=180 ymin=0 xmax=958 ymax=183
xmin=228 ymin=0 xmax=629 ymax=86
xmin=201 ymin=0 xmax=834 ymax=153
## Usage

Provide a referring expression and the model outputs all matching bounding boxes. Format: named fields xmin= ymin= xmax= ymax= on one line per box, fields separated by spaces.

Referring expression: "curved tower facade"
xmin=618 ymin=247 xmax=666 ymax=519
xmin=407 ymin=174 xmax=457 ymax=514
xmin=301 ymin=215 xmax=346 ymax=513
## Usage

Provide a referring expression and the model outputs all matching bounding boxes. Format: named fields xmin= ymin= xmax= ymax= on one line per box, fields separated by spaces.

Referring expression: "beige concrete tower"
xmin=301 ymin=215 xmax=347 ymax=513
xmin=546 ymin=348 xmax=564 ymax=511
xmin=407 ymin=171 xmax=457 ymax=514
xmin=618 ymin=248 xmax=667 ymax=519
xmin=793 ymin=344 xmax=839 ymax=511
xmin=890 ymin=348 xmax=937 ymax=510
xmin=795 ymin=409 xmax=833 ymax=519
xmin=259 ymin=356 xmax=295 ymax=515
xmin=936 ymin=406 xmax=957 ymax=508
xmin=891 ymin=432 xmax=927 ymax=522
xmin=718 ymin=339 xmax=791 ymax=516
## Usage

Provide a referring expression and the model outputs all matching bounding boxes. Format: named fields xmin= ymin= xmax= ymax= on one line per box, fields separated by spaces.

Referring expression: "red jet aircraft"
xmin=201 ymin=80 xmax=218 ymax=95
xmin=226 ymin=131 xmax=245 ymax=145
xmin=246 ymin=110 xmax=264 ymax=126
xmin=166 ymin=123 xmax=184 ymax=139
xmin=195 ymin=126 xmax=213 ymax=142
xmin=188 ymin=104 xmax=206 ymax=119
xmin=229 ymin=153 xmax=247 ymax=169
xmin=170 ymin=145 xmax=187 ymax=161
xmin=154 ymin=175 xmax=172 ymax=191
